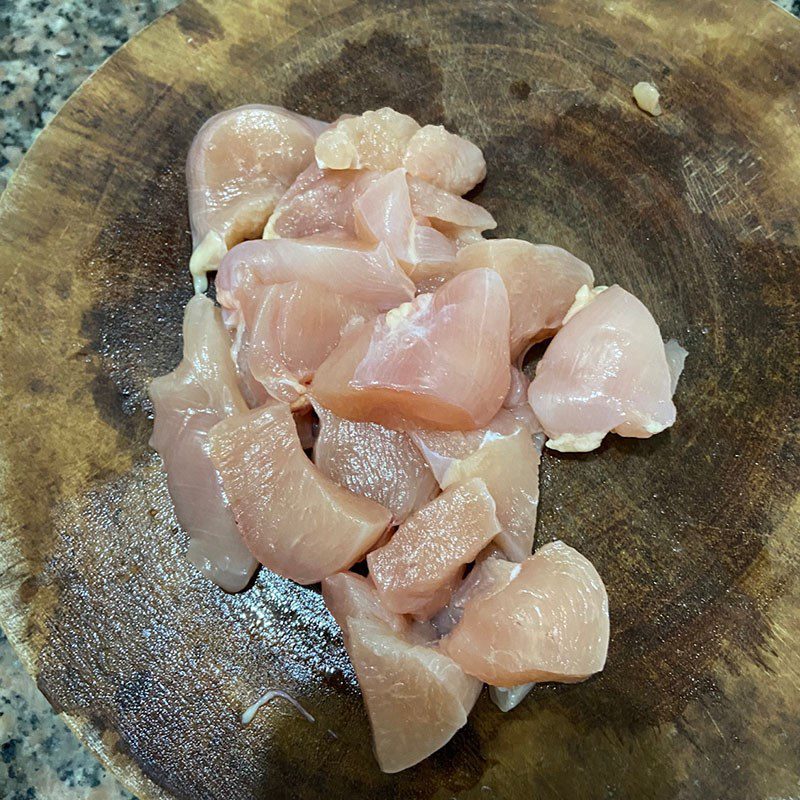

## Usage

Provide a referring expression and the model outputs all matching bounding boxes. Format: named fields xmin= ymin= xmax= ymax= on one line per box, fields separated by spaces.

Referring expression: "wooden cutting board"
xmin=0 ymin=0 xmax=798 ymax=797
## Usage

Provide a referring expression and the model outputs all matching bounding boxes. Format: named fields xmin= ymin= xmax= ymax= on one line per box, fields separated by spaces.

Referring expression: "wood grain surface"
xmin=0 ymin=0 xmax=798 ymax=798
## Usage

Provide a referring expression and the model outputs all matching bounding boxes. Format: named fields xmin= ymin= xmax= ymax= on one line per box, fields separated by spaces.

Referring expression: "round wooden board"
xmin=1 ymin=0 xmax=798 ymax=797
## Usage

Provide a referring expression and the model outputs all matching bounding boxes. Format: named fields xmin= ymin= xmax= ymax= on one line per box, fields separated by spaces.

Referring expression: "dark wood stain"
xmin=0 ymin=0 xmax=798 ymax=798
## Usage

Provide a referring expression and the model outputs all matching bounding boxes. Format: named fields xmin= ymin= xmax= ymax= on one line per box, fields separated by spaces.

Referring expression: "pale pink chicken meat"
xmin=503 ymin=367 xmax=544 ymax=443
xmin=431 ymin=557 xmax=537 ymax=710
xmin=504 ymin=366 xmax=531 ymax=410
xmin=311 ymin=268 xmax=511 ymax=431
xmin=323 ymin=571 xmax=436 ymax=647
xmin=313 ymin=402 xmax=438 ymax=524
xmin=215 ymin=237 xmax=414 ymax=318
xmin=346 ymin=617 xmax=481 ymax=773
xmin=402 ymin=124 xmax=487 ymax=196
xmin=149 ymin=295 xmax=257 ymax=593
xmin=441 ymin=541 xmax=609 ymax=686
xmin=315 ymin=108 xmax=486 ymax=196
xmin=186 ymin=105 xmax=324 ymax=291
xmin=453 ymin=240 xmax=595 ymax=361
xmin=264 ymin=163 xmax=494 ymax=252
xmin=529 ymin=285 xmax=679 ymax=452
xmin=208 ymin=403 xmax=391 ymax=584
xmin=262 ymin=163 xmax=375 ymax=240
xmin=431 ymin=556 xmax=518 ymax=637
xmin=322 ymin=572 xmax=481 ymax=773
xmin=367 ymin=478 xmax=501 ymax=618
xmin=413 ymin=409 xmax=541 ymax=562
xmin=406 ymin=175 xmax=496 ymax=247
xmin=236 ymin=280 xmax=377 ymax=405
xmin=315 ymin=107 xmax=420 ymax=171
xmin=354 ymin=169 xmax=456 ymax=282
xmin=323 ymin=571 xmax=408 ymax=636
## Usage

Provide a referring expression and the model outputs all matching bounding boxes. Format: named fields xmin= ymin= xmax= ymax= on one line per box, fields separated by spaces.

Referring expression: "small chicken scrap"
xmin=150 ymin=105 xmax=688 ymax=772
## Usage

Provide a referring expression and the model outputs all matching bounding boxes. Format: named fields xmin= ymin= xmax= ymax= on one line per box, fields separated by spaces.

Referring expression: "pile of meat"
xmin=149 ymin=106 xmax=686 ymax=772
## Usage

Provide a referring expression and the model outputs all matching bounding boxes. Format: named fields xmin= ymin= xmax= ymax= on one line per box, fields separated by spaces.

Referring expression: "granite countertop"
xmin=1 ymin=0 xmax=799 ymax=799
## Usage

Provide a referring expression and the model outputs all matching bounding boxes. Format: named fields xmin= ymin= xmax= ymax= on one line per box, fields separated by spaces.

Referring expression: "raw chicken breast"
xmin=322 ymin=571 xmax=407 ymax=636
xmin=263 ymin=163 xmax=494 ymax=250
xmin=315 ymin=108 xmax=420 ymax=171
xmin=455 ymin=240 xmax=595 ymax=361
xmin=367 ymin=478 xmax=501 ymax=618
xmin=322 ymin=571 xmax=480 ymax=772
xmin=664 ymin=338 xmax=688 ymax=394
xmin=431 ymin=557 xmax=518 ymax=637
xmin=441 ymin=541 xmax=609 ymax=686
xmin=263 ymin=163 xmax=374 ymax=240
xmin=529 ymin=285 xmax=678 ymax=452
xmin=503 ymin=367 xmax=544 ymax=441
xmin=504 ymin=366 xmax=530 ymax=409
xmin=413 ymin=410 xmax=541 ymax=562
xmin=323 ymin=571 xmax=435 ymax=645
xmin=345 ymin=616 xmax=481 ymax=773
xmin=439 ymin=564 xmax=530 ymax=715
xmin=312 ymin=269 xmax=511 ymax=431
xmin=186 ymin=105 xmax=322 ymax=292
xmin=403 ymin=124 xmax=487 ymax=196
xmin=237 ymin=280 xmax=377 ymax=405
xmin=208 ymin=403 xmax=391 ymax=584
xmin=354 ymin=169 xmax=456 ymax=281
xmin=314 ymin=403 xmax=438 ymax=524
xmin=215 ymin=237 xmax=414 ymax=317
xmin=316 ymin=109 xmax=486 ymax=196
xmin=407 ymin=176 xmax=496 ymax=247
xmin=149 ymin=295 xmax=257 ymax=593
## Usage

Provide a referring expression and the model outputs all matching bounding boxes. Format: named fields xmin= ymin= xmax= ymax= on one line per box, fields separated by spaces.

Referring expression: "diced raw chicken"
xmin=312 ymin=269 xmax=511 ymax=431
xmin=208 ymin=403 xmax=391 ymax=584
xmin=403 ymin=124 xmax=487 ymax=196
xmin=186 ymin=105 xmax=323 ymax=292
xmin=149 ymin=295 xmax=257 ymax=593
xmin=489 ymin=683 xmax=534 ymax=712
xmin=504 ymin=367 xmax=530 ymax=409
xmin=407 ymin=176 xmax=496 ymax=248
xmin=529 ymin=285 xmax=678 ymax=452
xmin=344 ymin=616 xmax=481 ymax=773
xmin=437 ymin=561 xmax=530 ymax=711
xmin=441 ymin=541 xmax=609 ymax=686
xmin=262 ymin=163 xmax=375 ymax=240
xmin=322 ymin=571 xmax=408 ymax=636
xmin=413 ymin=411 xmax=541 ymax=562
xmin=315 ymin=108 xmax=420 ymax=171
xmin=215 ymin=237 xmax=414 ymax=318
xmin=503 ymin=367 xmax=544 ymax=443
xmin=664 ymin=338 xmax=688 ymax=394
xmin=354 ymin=169 xmax=456 ymax=282
xmin=454 ymin=240 xmax=595 ymax=361
xmin=322 ymin=572 xmax=480 ymax=772
xmin=237 ymin=280 xmax=377 ymax=405
xmin=431 ymin=557 xmax=518 ymax=637
xmin=367 ymin=478 xmax=501 ymax=618
xmin=313 ymin=403 xmax=438 ymax=524
xmin=316 ymin=109 xmax=486 ymax=196
xmin=263 ymin=164 xmax=494 ymax=252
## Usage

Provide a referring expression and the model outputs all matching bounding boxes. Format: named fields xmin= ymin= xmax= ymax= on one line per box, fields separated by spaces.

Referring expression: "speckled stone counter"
xmin=1 ymin=1 xmax=180 ymax=193
xmin=1 ymin=0 xmax=799 ymax=798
